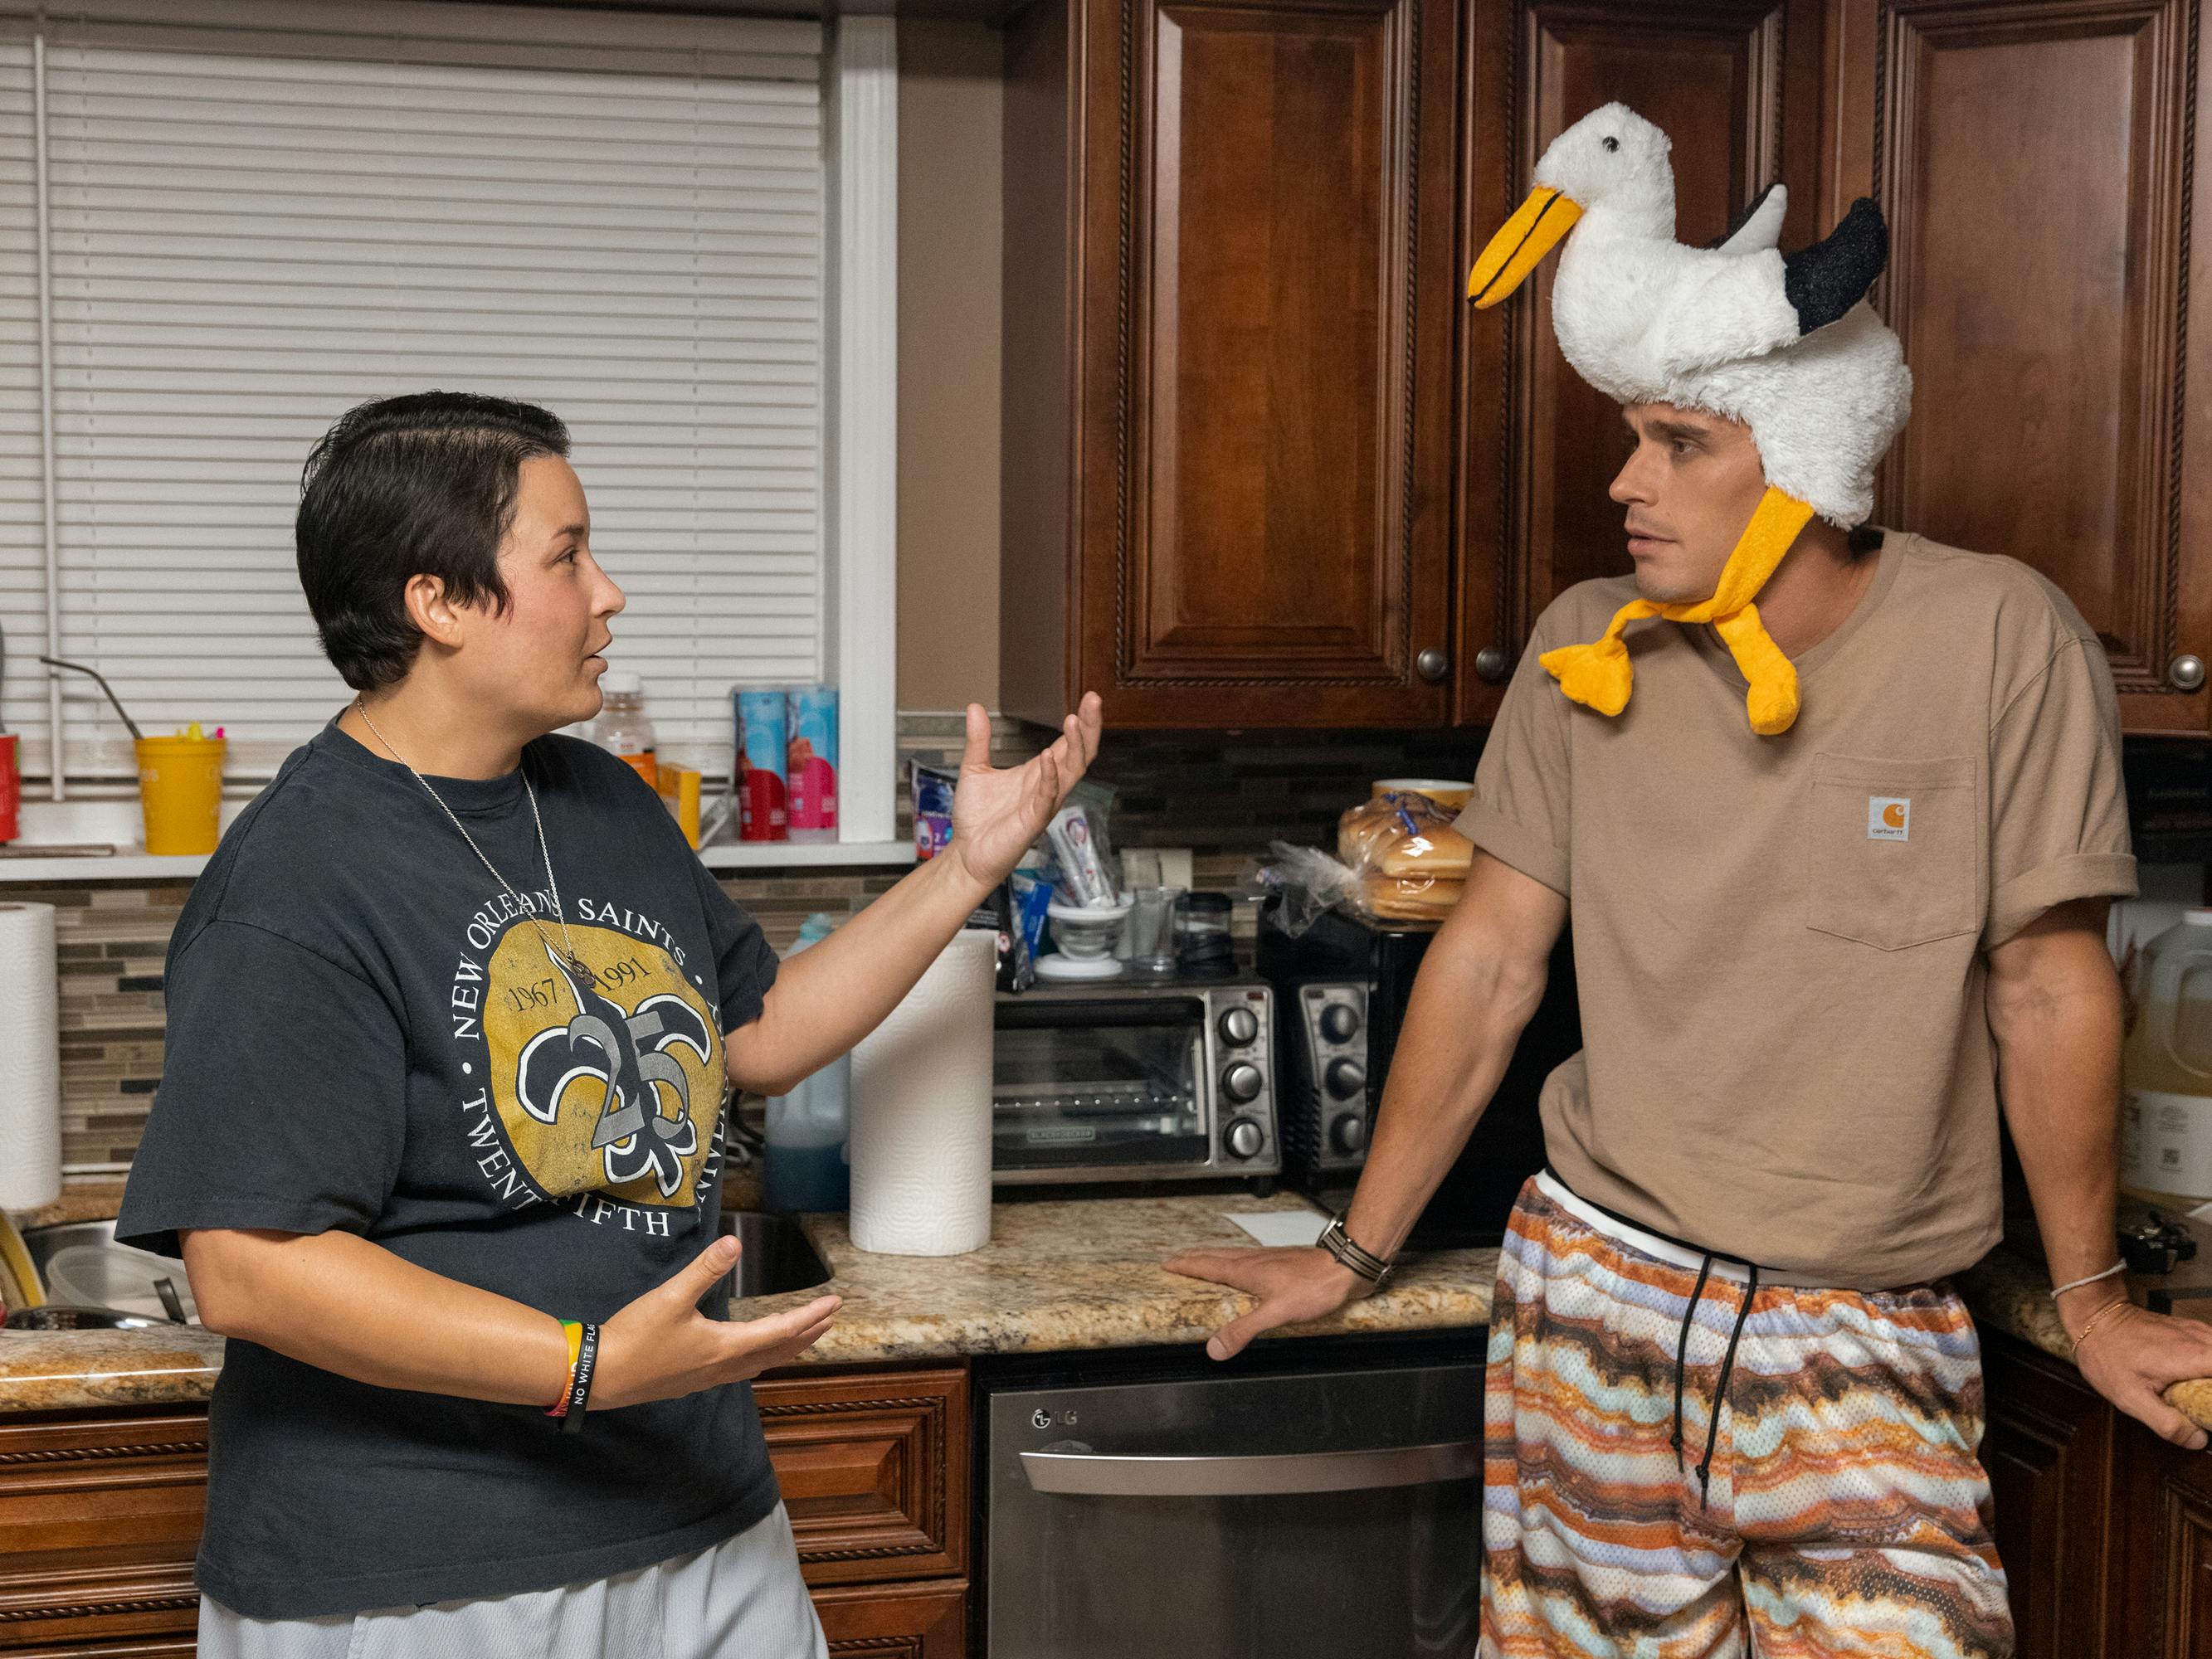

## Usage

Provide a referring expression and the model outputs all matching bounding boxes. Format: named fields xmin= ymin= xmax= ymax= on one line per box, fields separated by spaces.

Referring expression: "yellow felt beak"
xmin=1467 ymin=187 xmax=1584 ymax=308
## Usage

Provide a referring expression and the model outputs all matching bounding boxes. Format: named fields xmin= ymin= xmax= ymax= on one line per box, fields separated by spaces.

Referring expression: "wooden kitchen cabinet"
xmin=0 ymin=1406 xmax=206 ymax=1654
xmin=1000 ymin=0 xmax=1464 ymax=728
xmin=0 ymin=1366 xmax=969 ymax=1657
xmin=1980 ymin=1332 xmax=2119 ymax=1658
xmin=1006 ymin=0 xmax=2212 ymax=735
xmin=1820 ymin=0 xmax=2212 ymax=736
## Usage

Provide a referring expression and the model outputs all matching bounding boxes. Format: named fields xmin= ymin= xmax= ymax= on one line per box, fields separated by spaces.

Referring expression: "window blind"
xmin=0 ymin=11 xmax=826 ymax=784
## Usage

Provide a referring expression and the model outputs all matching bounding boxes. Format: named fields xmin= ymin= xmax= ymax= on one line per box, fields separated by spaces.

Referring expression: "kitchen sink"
xmin=713 ymin=1210 xmax=834 ymax=1301
xmin=22 ymin=1219 xmax=120 ymax=1280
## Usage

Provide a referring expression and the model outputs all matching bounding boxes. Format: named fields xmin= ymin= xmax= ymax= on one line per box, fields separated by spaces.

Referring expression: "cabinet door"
xmin=1826 ymin=0 xmax=2212 ymax=733
xmin=811 ymin=1579 xmax=967 ymax=1658
xmin=755 ymin=1365 xmax=967 ymax=1588
xmin=1455 ymin=0 xmax=1827 ymax=723
xmin=1978 ymin=1331 xmax=2117 ymax=1659
xmin=0 ymin=1407 xmax=206 ymax=1654
xmin=2116 ymin=1399 xmax=2212 ymax=1659
xmin=1069 ymin=0 xmax=1460 ymax=727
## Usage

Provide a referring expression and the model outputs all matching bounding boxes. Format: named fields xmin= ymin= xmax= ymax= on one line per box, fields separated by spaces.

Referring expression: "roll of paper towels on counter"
xmin=848 ymin=928 xmax=996 ymax=1256
xmin=0 ymin=902 xmax=61 ymax=1212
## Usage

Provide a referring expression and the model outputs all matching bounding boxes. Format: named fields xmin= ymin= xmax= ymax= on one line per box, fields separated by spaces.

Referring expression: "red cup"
xmin=0 ymin=732 xmax=17 ymax=843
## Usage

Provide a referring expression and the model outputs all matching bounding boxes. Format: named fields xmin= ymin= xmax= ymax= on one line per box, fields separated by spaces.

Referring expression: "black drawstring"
xmin=1693 ymin=1265 xmax=1761 ymax=1510
xmin=1669 ymin=1254 xmax=1714 ymax=1471
xmin=1669 ymin=1258 xmax=1761 ymax=1509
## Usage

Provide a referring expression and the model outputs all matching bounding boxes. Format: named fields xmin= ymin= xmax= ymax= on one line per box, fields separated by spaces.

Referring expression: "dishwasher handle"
xmin=1018 ymin=1438 xmax=1482 ymax=1498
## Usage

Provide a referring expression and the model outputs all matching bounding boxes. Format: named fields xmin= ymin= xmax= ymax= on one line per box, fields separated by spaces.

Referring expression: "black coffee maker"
xmin=1257 ymin=896 xmax=1581 ymax=1248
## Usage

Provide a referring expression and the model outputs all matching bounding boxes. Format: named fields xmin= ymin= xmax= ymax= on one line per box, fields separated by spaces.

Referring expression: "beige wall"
xmin=895 ymin=19 xmax=1003 ymax=713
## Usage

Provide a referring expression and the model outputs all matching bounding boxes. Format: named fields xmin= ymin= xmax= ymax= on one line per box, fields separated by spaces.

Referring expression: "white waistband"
xmin=1532 ymin=1170 xmax=1870 ymax=1292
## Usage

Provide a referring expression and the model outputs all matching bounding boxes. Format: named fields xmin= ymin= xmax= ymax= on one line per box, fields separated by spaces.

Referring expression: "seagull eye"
xmin=1602 ymin=136 xmax=1620 ymax=153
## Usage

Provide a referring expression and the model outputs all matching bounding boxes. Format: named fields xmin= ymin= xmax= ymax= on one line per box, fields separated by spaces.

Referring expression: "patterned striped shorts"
xmin=1481 ymin=1174 xmax=2013 ymax=1659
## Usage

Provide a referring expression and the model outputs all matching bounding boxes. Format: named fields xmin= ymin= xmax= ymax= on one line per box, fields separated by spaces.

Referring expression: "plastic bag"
xmin=1256 ymin=791 xmax=1474 ymax=933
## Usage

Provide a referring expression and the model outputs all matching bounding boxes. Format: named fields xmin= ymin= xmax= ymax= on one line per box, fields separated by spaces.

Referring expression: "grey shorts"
xmin=197 ymin=1503 xmax=828 ymax=1659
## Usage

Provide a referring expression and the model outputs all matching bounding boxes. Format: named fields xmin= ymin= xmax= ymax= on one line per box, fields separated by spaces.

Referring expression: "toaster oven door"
xmin=992 ymin=997 xmax=1211 ymax=1174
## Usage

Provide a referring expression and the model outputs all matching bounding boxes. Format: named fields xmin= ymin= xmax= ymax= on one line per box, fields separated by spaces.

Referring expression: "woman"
xmin=116 ymin=392 xmax=1101 ymax=1655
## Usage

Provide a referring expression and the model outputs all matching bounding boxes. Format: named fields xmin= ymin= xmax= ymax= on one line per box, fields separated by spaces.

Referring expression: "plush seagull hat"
xmin=1468 ymin=103 xmax=1913 ymax=734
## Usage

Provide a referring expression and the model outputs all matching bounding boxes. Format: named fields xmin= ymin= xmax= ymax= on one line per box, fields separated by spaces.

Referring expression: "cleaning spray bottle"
xmin=763 ymin=913 xmax=852 ymax=1212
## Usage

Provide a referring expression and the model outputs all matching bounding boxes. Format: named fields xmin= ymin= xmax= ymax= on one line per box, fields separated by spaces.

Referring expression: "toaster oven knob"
xmin=1331 ymin=1113 xmax=1369 ymax=1155
xmin=1217 ymin=1005 xmax=1260 ymax=1047
xmin=1222 ymin=1062 xmax=1264 ymax=1103
xmin=1319 ymin=1002 xmax=1361 ymax=1044
xmin=1325 ymin=1058 xmax=1367 ymax=1099
xmin=1225 ymin=1117 xmax=1265 ymax=1160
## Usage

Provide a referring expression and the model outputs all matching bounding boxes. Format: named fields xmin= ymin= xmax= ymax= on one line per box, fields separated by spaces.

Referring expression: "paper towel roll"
xmin=0 ymin=902 xmax=61 ymax=1212
xmin=849 ymin=928 xmax=996 ymax=1256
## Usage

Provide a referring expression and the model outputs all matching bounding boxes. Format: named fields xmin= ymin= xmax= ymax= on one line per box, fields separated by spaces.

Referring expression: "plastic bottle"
xmin=763 ymin=914 xmax=851 ymax=1213
xmin=593 ymin=671 xmax=659 ymax=789
xmin=2122 ymin=907 xmax=2212 ymax=1204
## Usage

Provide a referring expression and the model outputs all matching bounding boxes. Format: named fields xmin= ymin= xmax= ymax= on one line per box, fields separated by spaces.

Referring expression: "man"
xmin=1171 ymin=104 xmax=2212 ymax=1656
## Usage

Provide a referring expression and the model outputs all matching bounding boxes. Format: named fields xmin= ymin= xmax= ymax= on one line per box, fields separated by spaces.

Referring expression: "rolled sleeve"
xmin=1981 ymin=635 xmax=2137 ymax=949
xmin=1455 ymin=628 xmax=1574 ymax=897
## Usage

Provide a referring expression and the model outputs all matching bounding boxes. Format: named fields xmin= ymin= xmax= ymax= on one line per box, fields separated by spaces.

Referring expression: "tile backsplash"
xmin=27 ymin=713 xmax=1480 ymax=1173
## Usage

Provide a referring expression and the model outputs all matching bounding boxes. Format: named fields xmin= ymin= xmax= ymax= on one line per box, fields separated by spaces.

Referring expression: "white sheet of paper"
xmin=1224 ymin=1210 xmax=1328 ymax=1248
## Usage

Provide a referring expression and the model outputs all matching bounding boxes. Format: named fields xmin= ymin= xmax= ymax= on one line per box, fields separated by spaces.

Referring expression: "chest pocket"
xmin=1805 ymin=753 xmax=1981 ymax=951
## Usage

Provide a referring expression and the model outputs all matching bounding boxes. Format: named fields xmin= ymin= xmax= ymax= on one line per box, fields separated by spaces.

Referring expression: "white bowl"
xmin=1046 ymin=897 xmax=1132 ymax=961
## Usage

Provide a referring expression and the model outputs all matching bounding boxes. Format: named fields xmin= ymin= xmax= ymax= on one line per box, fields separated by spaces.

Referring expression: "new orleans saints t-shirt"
xmin=115 ymin=722 xmax=782 ymax=1619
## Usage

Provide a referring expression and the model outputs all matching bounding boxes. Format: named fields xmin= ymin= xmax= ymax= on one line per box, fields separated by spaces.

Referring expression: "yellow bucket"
xmin=136 ymin=737 xmax=226 ymax=855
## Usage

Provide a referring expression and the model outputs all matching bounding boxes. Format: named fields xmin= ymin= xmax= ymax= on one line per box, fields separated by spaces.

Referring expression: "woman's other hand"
xmin=948 ymin=693 xmax=1103 ymax=891
xmin=592 ymin=1235 xmax=840 ymax=1410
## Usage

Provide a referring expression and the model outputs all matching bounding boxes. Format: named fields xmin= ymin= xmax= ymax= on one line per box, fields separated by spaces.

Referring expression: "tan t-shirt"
xmin=1458 ymin=533 xmax=2136 ymax=1287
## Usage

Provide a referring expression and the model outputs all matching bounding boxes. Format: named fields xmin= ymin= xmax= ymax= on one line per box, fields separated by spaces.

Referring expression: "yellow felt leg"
xmin=1536 ymin=488 xmax=1815 ymax=732
xmin=1704 ymin=489 xmax=1817 ymax=616
xmin=1540 ymin=600 xmax=1654 ymax=717
xmin=1712 ymin=604 xmax=1800 ymax=735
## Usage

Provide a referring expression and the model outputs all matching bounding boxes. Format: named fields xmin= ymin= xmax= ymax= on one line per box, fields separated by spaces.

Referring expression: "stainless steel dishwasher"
xmin=980 ymin=1347 xmax=1484 ymax=1657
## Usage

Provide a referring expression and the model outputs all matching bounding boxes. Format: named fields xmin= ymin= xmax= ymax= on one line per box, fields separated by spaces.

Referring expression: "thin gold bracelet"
xmin=2067 ymin=1296 xmax=2133 ymax=1357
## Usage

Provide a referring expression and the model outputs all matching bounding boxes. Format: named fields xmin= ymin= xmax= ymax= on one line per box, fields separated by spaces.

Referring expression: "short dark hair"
xmin=1845 ymin=522 xmax=1885 ymax=559
xmin=296 ymin=392 xmax=571 ymax=691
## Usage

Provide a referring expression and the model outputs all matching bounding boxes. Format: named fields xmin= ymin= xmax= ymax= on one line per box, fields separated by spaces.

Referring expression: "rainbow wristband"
xmin=546 ymin=1320 xmax=584 ymax=1418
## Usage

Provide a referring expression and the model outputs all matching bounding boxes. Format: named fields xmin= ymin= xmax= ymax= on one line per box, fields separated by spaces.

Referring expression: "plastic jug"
xmin=2122 ymin=907 xmax=2212 ymax=1203
xmin=763 ymin=914 xmax=851 ymax=1213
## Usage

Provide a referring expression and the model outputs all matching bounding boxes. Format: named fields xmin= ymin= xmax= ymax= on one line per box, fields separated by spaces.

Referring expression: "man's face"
xmin=451 ymin=455 xmax=626 ymax=731
xmin=1607 ymin=403 xmax=1769 ymax=604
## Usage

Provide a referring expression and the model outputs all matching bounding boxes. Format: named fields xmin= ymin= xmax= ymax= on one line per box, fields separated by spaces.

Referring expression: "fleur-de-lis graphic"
xmin=514 ymin=941 xmax=714 ymax=1198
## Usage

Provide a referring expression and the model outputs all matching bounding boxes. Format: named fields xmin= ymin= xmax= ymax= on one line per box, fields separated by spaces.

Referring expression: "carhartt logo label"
xmin=1868 ymin=796 xmax=1910 ymax=841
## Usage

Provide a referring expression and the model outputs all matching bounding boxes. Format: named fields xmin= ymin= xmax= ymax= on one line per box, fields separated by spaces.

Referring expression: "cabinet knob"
xmin=2173 ymin=654 xmax=2207 ymax=692
xmin=1474 ymin=645 xmax=1512 ymax=684
xmin=1415 ymin=647 xmax=1449 ymax=684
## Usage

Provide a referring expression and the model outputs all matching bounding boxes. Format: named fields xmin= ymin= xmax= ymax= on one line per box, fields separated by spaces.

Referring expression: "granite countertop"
xmin=0 ymin=1186 xmax=1492 ymax=1413
xmin=765 ymin=1190 xmax=1493 ymax=1366
xmin=23 ymin=1177 xmax=2197 ymax=1424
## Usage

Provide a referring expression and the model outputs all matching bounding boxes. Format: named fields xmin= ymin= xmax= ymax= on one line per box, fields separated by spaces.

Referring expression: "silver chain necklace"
xmin=352 ymin=697 xmax=594 ymax=986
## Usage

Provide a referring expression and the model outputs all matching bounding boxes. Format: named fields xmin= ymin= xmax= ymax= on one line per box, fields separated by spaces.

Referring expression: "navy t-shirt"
xmin=116 ymin=722 xmax=781 ymax=1619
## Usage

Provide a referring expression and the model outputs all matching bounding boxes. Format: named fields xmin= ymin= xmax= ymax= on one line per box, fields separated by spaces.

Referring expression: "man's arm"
xmin=1165 ymin=852 xmax=1568 ymax=1359
xmin=1988 ymin=897 xmax=2212 ymax=1447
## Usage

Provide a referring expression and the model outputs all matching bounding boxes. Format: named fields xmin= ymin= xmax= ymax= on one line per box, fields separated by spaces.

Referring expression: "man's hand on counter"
xmin=2066 ymin=1293 xmax=2212 ymax=1451
xmin=1162 ymin=1246 xmax=1367 ymax=1362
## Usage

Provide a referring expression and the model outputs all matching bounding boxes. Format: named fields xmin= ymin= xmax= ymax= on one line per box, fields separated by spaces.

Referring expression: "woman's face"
xmin=451 ymin=455 xmax=626 ymax=733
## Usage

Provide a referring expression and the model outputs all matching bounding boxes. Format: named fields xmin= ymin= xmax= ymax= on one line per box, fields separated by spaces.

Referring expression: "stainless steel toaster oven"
xmin=991 ymin=979 xmax=1279 ymax=1185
